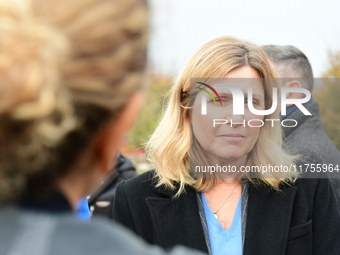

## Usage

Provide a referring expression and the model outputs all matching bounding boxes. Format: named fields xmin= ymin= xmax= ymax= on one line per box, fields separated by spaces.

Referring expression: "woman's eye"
xmin=218 ymin=96 xmax=230 ymax=102
xmin=245 ymin=98 xmax=259 ymax=105
xmin=210 ymin=98 xmax=222 ymax=103
xmin=209 ymin=96 xmax=231 ymax=104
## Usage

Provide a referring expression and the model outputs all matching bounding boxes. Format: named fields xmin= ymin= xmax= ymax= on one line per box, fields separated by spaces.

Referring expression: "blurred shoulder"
xmin=53 ymin=215 xmax=162 ymax=255
xmin=0 ymin=206 xmax=165 ymax=255
xmin=55 ymin=216 xmax=205 ymax=255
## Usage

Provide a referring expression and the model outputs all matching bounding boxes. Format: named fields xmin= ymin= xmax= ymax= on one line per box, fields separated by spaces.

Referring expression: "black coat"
xmin=282 ymin=100 xmax=340 ymax=207
xmin=114 ymin=171 xmax=340 ymax=255
xmin=88 ymin=154 xmax=137 ymax=219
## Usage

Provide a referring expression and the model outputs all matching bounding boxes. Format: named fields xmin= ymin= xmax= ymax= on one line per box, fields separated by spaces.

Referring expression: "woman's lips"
xmin=220 ymin=134 xmax=245 ymax=137
xmin=219 ymin=134 xmax=245 ymax=140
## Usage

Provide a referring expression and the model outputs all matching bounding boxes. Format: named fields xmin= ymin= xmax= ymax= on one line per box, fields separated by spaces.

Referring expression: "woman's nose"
xmin=226 ymin=113 xmax=245 ymax=127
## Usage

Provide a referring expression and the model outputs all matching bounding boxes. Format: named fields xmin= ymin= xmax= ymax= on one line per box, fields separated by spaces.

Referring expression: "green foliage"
xmin=323 ymin=51 xmax=340 ymax=78
xmin=127 ymin=73 xmax=172 ymax=151
xmin=313 ymin=51 xmax=340 ymax=150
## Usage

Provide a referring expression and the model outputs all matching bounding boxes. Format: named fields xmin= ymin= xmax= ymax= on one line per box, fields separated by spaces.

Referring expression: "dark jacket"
xmin=114 ymin=171 xmax=340 ymax=255
xmin=88 ymin=154 xmax=137 ymax=219
xmin=0 ymin=190 xmax=204 ymax=255
xmin=282 ymin=100 xmax=340 ymax=205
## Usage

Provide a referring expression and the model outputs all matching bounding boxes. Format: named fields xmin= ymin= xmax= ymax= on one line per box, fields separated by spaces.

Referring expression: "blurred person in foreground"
xmin=262 ymin=45 xmax=340 ymax=207
xmin=0 ymin=0 xmax=204 ymax=254
xmin=114 ymin=36 xmax=340 ymax=255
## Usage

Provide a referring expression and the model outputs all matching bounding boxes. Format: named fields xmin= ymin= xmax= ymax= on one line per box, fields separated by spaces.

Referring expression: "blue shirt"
xmin=201 ymin=193 xmax=242 ymax=255
xmin=76 ymin=197 xmax=91 ymax=220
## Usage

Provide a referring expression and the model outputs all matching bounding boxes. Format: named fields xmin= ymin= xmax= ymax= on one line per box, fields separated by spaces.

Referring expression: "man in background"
xmin=262 ymin=45 xmax=340 ymax=207
xmin=88 ymin=153 xmax=137 ymax=219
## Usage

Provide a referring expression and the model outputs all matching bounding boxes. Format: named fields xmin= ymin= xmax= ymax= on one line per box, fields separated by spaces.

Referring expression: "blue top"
xmin=201 ymin=193 xmax=242 ymax=255
xmin=76 ymin=197 xmax=91 ymax=220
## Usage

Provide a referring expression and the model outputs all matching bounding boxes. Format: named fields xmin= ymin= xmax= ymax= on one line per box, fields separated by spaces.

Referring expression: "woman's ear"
xmin=94 ymin=92 xmax=144 ymax=175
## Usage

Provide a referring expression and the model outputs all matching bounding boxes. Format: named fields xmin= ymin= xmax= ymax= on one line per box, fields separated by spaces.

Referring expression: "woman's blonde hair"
xmin=0 ymin=0 xmax=148 ymax=201
xmin=146 ymin=36 xmax=298 ymax=196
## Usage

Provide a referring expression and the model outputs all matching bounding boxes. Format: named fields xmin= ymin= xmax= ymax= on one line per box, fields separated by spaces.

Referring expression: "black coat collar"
xmin=146 ymin=182 xmax=297 ymax=255
xmin=146 ymin=185 xmax=208 ymax=253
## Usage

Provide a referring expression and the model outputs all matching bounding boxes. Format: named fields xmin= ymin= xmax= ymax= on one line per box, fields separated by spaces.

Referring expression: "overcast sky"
xmin=148 ymin=0 xmax=340 ymax=77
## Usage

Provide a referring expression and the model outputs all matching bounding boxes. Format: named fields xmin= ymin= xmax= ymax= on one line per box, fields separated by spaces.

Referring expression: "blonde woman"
xmin=0 ymin=0 xmax=203 ymax=255
xmin=114 ymin=36 xmax=340 ymax=255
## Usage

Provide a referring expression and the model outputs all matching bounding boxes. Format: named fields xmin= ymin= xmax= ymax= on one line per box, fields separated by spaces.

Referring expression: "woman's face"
xmin=191 ymin=66 xmax=265 ymax=165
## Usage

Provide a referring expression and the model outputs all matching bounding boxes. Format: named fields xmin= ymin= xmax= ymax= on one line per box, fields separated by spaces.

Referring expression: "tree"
xmin=127 ymin=73 xmax=172 ymax=152
xmin=313 ymin=51 xmax=340 ymax=150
